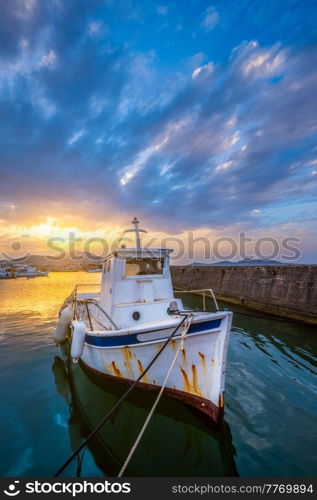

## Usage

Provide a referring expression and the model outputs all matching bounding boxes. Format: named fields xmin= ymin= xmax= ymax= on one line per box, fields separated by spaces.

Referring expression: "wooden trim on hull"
xmin=79 ymin=358 xmax=224 ymax=426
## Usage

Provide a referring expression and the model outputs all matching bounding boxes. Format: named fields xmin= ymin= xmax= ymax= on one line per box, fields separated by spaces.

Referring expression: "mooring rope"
xmin=54 ymin=312 xmax=190 ymax=477
xmin=117 ymin=315 xmax=193 ymax=477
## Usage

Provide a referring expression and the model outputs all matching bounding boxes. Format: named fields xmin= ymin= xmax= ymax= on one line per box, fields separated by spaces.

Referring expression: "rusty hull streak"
xmin=137 ymin=359 xmax=148 ymax=383
xmin=180 ymin=364 xmax=202 ymax=397
xmin=170 ymin=339 xmax=177 ymax=351
xmin=198 ymin=351 xmax=206 ymax=376
xmin=122 ymin=346 xmax=133 ymax=360
xmin=180 ymin=366 xmax=191 ymax=393
xmin=121 ymin=346 xmax=135 ymax=378
xmin=191 ymin=364 xmax=202 ymax=396
xmin=110 ymin=361 xmax=122 ymax=378
xmin=181 ymin=348 xmax=187 ymax=363
xmin=218 ymin=391 xmax=224 ymax=408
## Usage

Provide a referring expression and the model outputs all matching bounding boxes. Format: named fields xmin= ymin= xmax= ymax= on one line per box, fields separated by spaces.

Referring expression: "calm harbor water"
xmin=0 ymin=272 xmax=316 ymax=477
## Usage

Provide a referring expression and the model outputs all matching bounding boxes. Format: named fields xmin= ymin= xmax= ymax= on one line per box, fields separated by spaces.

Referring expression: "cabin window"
xmin=125 ymin=258 xmax=164 ymax=276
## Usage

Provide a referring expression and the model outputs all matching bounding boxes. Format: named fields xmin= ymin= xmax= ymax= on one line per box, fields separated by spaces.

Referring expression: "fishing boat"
xmin=54 ymin=218 xmax=232 ymax=424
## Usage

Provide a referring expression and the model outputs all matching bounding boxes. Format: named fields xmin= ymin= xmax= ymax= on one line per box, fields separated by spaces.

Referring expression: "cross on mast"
xmin=121 ymin=216 xmax=147 ymax=250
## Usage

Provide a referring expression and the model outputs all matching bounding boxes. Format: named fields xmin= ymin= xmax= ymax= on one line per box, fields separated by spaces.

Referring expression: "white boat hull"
xmin=75 ymin=312 xmax=232 ymax=423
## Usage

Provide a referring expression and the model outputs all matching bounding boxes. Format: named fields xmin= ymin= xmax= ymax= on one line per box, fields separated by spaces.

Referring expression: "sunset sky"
xmin=0 ymin=0 xmax=316 ymax=263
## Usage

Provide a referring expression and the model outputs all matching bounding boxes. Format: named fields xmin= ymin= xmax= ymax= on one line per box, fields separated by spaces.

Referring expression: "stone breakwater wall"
xmin=171 ymin=265 xmax=317 ymax=325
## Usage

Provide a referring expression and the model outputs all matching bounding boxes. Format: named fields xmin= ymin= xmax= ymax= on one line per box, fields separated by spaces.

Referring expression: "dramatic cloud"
xmin=0 ymin=0 xmax=316 ymax=262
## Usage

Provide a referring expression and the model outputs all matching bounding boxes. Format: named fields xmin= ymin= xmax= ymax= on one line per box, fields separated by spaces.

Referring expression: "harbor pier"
xmin=171 ymin=265 xmax=317 ymax=325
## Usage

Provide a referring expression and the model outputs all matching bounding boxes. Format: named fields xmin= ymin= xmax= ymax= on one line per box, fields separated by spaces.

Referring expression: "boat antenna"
xmin=120 ymin=216 xmax=147 ymax=250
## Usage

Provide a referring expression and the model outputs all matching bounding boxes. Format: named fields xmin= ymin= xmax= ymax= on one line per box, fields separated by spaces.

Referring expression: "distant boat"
xmin=15 ymin=266 xmax=48 ymax=277
xmin=55 ymin=217 xmax=232 ymax=425
xmin=0 ymin=270 xmax=16 ymax=279
xmin=0 ymin=265 xmax=48 ymax=279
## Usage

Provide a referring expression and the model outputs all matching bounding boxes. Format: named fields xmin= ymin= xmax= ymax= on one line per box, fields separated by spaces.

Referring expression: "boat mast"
xmin=132 ymin=216 xmax=142 ymax=250
xmin=121 ymin=216 xmax=147 ymax=250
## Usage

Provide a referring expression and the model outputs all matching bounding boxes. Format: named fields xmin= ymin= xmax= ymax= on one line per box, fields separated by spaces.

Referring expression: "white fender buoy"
xmin=71 ymin=320 xmax=86 ymax=363
xmin=54 ymin=305 xmax=73 ymax=345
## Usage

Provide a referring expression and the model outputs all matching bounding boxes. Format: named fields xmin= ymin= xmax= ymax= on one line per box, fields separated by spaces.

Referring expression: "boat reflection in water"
xmin=52 ymin=352 xmax=238 ymax=477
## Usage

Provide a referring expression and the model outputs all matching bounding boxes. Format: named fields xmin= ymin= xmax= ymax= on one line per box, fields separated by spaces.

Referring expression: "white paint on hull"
xmin=80 ymin=312 xmax=232 ymax=410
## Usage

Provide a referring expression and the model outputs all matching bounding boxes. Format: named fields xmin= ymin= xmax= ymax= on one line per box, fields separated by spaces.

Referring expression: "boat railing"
xmin=73 ymin=283 xmax=101 ymax=293
xmin=173 ymin=288 xmax=219 ymax=312
xmin=72 ymin=284 xmax=119 ymax=330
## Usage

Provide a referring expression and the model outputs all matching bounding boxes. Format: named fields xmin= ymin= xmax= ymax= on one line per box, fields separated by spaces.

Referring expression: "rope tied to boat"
xmin=117 ymin=314 xmax=193 ymax=477
xmin=54 ymin=312 xmax=191 ymax=477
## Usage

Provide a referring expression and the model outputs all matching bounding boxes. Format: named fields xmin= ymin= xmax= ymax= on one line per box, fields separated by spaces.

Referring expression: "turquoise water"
xmin=0 ymin=272 xmax=316 ymax=477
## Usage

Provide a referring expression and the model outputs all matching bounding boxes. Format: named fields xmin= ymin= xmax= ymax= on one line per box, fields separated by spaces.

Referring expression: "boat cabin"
xmin=99 ymin=218 xmax=181 ymax=329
